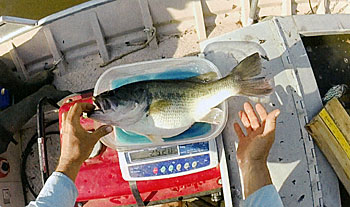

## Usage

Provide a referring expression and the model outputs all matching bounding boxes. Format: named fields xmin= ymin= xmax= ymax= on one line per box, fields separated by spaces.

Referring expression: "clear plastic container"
xmin=94 ymin=57 xmax=228 ymax=151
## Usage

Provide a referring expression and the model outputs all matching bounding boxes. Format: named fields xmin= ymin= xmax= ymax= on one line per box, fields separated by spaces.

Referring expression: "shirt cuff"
xmin=27 ymin=172 xmax=78 ymax=207
xmin=243 ymin=185 xmax=284 ymax=207
xmin=50 ymin=171 xmax=77 ymax=191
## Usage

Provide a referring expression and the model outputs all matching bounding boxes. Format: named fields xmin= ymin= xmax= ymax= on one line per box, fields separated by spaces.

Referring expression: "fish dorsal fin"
xmin=186 ymin=72 xmax=218 ymax=83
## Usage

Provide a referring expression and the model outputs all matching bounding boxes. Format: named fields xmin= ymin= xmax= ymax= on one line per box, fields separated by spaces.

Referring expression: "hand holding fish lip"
xmin=234 ymin=102 xmax=280 ymax=165
xmin=57 ymin=102 xmax=113 ymax=181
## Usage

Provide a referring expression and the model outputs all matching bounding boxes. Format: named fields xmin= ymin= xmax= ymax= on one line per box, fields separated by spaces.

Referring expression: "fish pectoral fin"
xmin=147 ymin=134 xmax=164 ymax=144
xmin=196 ymin=108 xmax=223 ymax=125
xmin=149 ymin=99 xmax=171 ymax=114
xmin=186 ymin=72 xmax=218 ymax=83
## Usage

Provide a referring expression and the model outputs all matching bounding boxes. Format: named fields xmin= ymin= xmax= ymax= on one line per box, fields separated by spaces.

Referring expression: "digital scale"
xmin=118 ymin=138 xmax=218 ymax=181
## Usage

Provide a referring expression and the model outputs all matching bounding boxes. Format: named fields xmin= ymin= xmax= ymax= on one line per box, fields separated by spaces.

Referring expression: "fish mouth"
xmin=92 ymin=96 xmax=102 ymax=109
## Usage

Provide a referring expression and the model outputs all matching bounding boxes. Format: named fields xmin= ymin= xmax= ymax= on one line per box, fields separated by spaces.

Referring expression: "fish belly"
xmin=152 ymin=100 xmax=195 ymax=128
xmin=122 ymin=113 xmax=192 ymax=138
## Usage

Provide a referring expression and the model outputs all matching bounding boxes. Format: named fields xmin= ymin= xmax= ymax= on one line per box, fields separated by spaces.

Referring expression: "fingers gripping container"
xmin=94 ymin=57 xmax=228 ymax=151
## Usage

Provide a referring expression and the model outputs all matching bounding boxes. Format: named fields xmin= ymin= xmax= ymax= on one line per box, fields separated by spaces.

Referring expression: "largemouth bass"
xmin=89 ymin=53 xmax=272 ymax=143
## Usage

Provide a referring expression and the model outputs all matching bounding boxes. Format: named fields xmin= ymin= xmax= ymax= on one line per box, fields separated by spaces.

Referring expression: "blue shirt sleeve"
xmin=243 ymin=185 xmax=284 ymax=207
xmin=26 ymin=172 xmax=78 ymax=207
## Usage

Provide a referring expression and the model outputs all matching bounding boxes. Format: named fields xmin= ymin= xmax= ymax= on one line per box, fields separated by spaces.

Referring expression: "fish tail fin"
xmin=238 ymin=77 xmax=273 ymax=96
xmin=229 ymin=53 xmax=262 ymax=79
xmin=229 ymin=53 xmax=273 ymax=96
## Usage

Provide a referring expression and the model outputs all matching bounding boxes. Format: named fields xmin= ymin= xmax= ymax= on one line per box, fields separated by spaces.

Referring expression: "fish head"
xmin=89 ymin=89 xmax=149 ymax=126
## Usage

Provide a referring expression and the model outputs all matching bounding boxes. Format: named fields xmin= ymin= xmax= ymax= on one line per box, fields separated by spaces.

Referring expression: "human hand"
xmin=234 ymin=102 xmax=280 ymax=198
xmin=56 ymin=102 xmax=113 ymax=181
xmin=234 ymin=102 xmax=280 ymax=166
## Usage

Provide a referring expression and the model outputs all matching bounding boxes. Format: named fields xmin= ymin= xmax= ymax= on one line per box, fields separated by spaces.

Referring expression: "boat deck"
xmin=1 ymin=0 xmax=350 ymax=206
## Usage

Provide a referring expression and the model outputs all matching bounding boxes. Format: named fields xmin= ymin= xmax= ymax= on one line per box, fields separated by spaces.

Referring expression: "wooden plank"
xmin=306 ymin=116 xmax=350 ymax=194
xmin=89 ymin=12 xmax=109 ymax=63
xmin=8 ymin=42 xmax=29 ymax=80
xmin=138 ymin=0 xmax=157 ymax=49
xmin=325 ymin=98 xmax=350 ymax=144
xmin=192 ymin=0 xmax=207 ymax=41
xmin=319 ymin=108 xmax=350 ymax=160
xmin=43 ymin=26 xmax=67 ymax=76
xmin=282 ymin=0 xmax=292 ymax=16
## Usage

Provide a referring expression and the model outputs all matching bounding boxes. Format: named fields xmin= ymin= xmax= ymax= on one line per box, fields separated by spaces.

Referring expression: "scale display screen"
xmin=130 ymin=146 xmax=178 ymax=161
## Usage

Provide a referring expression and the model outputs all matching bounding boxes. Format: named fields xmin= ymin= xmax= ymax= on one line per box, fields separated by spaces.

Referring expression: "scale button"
xmin=176 ymin=164 xmax=182 ymax=171
xmin=160 ymin=166 xmax=166 ymax=173
xmin=192 ymin=161 xmax=198 ymax=168
xmin=168 ymin=165 xmax=174 ymax=172
xmin=153 ymin=167 xmax=158 ymax=174
xmin=184 ymin=162 xmax=190 ymax=170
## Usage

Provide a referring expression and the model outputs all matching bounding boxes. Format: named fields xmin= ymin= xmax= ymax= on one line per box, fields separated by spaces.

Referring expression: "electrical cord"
xmin=309 ymin=0 xmax=315 ymax=14
xmin=100 ymin=26 xmax=156 ymax=67
xmin=21 ymin=119 xmax=59 ymax=204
